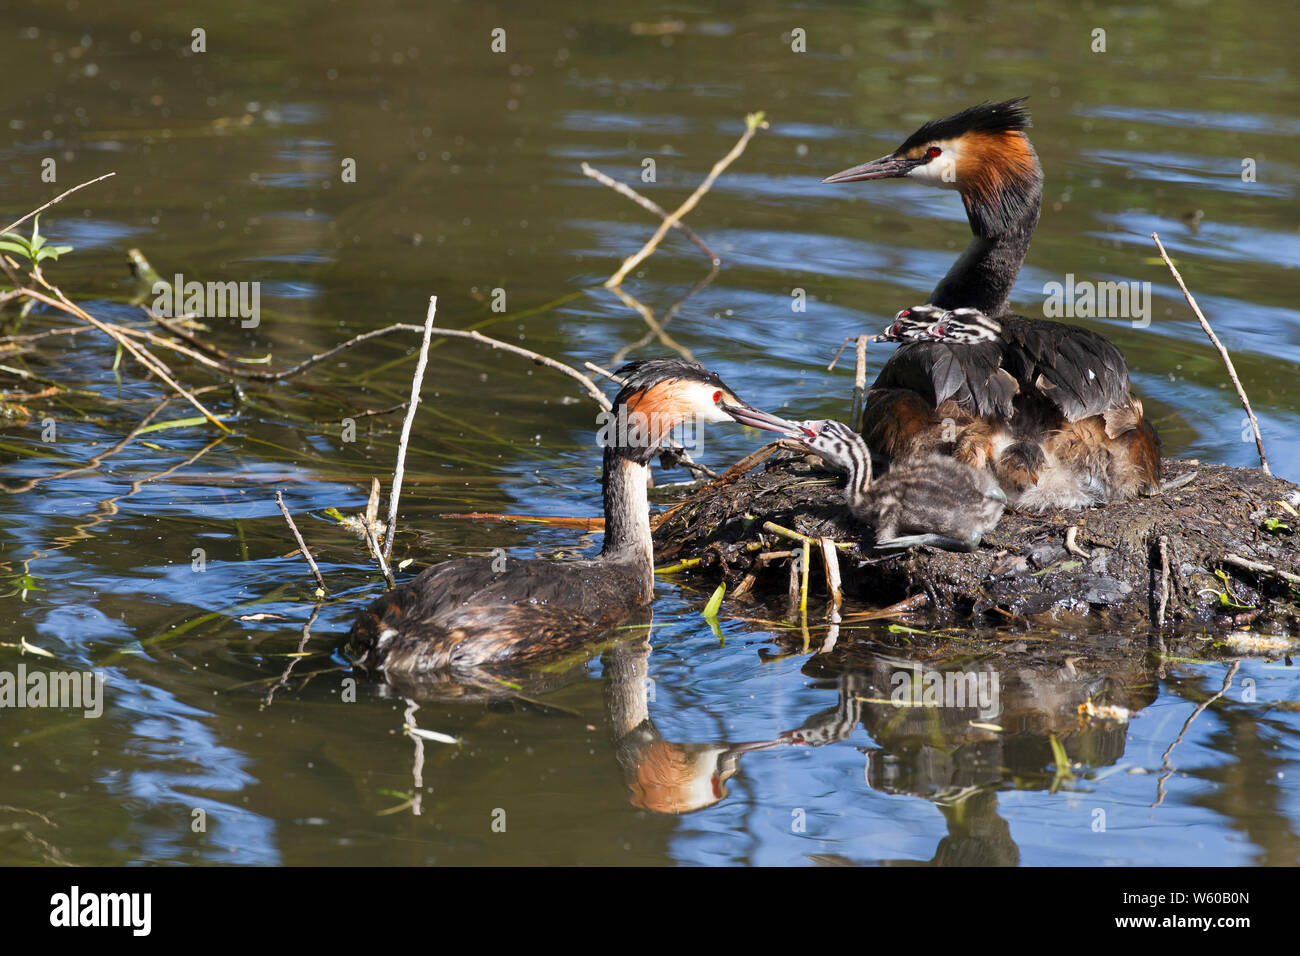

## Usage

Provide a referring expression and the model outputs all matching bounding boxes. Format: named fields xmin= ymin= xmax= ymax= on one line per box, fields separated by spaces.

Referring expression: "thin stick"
xmin=840 ymin=592 xmax=930 ymax=621
xmin=23 ymin=305 xmax=609 ymax=425
xmin=605 ymin=112 xmax=767 ymax=288
xmin=316 ymin=402 xmax=407 ymax=423
xmin=264 ymin=604 xmax=320 ymax=706
xmin=384 ymin=297 xmax=437 ymax=560
xmin=139 ymin=310 xmax=610 ymax=410
xmin=363 ymin=521 xmax=395 ymax=588
xmin=426 ymin=325 xmax=611 ymax=411
xmin=443 ymin=511 xmax=604 ymax=530
xmin=115 ymin=322 xmax=263 ymax=377
xmin=580 ymin=162 xmax=719 ymax=265
xmin=18 ymin=285 xmax=230 ymax=431
xmin=0 ymin=323 xmax=101 ymax=346
xmin=0 ymin=172 xmax=116 ymax=237
xmin=826 ymin=335 xmax=855 ymax=372
xmin=275 ymin=490 xmax=326 ymax=593
xmin=650 ymin=443 xmax=792 ymax=530
xmin=800 ymin=538 xmax=812 ymax=621
xmin=235 ymin=323 xmax=425 ymax=381
xmin=788 ymin=550 xmax=800 ymax=608
xmin=1157 ymin=535 xmax=1171 ymax=628
xmin=819 ymin=536 xmax=843 ymax=611
xmin=1065 ymin=525 xmax=1092 ymax=560
xmin=145 ymin=306 xmax=240 ymax=359
xmin=139 ymin=311 xmax=421 ymax=382
xmin=849 ymin=334 xmax=868 ymax=432
xmin=583 ymin=360 xmax=626 ymax=387
xmin=140 ymin=312 xmax=613 ymax=415
xmin=1221 ymin=552 xmax=1300 ymax=588
xmin=761 ymin=519 xmax=852 ymax=550
xmin=1152 ymin=232 xmax=1269 ymax=474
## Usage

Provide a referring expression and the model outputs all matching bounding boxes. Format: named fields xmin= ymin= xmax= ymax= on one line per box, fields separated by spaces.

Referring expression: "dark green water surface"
xmin=1 ymin=1 xmax=1298 ymax=865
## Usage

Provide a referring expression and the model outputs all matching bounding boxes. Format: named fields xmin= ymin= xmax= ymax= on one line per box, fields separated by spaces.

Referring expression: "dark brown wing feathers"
xmin=873 ymin=318 xmax=1132 ymax=425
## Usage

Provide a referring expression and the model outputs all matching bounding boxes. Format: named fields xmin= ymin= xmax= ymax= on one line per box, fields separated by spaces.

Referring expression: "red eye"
xmin=927 ymin=146 xmax=942 ymax=158
xmin=712 ymin=390 xmax=723 ymax=403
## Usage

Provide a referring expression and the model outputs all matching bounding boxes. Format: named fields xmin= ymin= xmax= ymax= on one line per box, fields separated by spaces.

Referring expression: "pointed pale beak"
xmin=822 ymin=154 xmax=916 ymax=184
xmin=721 ymin=402 xmax=810 ymax=441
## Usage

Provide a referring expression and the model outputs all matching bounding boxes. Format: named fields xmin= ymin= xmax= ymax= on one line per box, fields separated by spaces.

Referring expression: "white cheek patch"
xmin=681 ymin=382 xmax=734 ymax=423
xmin=904 ymin=139 xmax=961 ymax=189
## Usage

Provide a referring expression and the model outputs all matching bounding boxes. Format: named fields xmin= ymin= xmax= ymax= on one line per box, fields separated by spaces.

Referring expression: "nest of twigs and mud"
xmin=651 ymin=447 xmax=1300 ymax=634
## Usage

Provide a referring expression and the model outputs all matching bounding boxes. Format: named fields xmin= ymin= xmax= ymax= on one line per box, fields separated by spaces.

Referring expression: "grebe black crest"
xmin=826 ymin=99 xmax=1160 ymax=511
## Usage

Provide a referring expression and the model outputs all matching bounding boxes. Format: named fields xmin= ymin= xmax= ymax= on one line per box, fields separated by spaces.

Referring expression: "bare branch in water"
xmin=384 ymin=297 xmax=438 ymax=561
xmin=18 ymin=284 xmax=230 ymax=431
xmin=275 ymin=490 xmax=327 ymax=593
xmin=0 ymin=172 xmax=116 ymax=237
xmin=604 ymin=112 xmax=768 ymax=288
xmin=850 ymin=335 xmax=868 ymax=433
xmin=363 ymin=519 xmax=395 ymax=589
xmin=1152 ymin=232 xmax=1269 ymax=475
xmin=580 ymin=162 xmax=719 ymax=266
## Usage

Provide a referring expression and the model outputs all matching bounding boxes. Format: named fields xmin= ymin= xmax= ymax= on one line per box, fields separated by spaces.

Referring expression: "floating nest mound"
xmin=652 ymin=449 xmax=1300 ymax=633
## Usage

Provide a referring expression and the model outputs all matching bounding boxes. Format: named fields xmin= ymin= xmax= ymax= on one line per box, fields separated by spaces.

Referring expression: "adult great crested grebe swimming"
xmin=349 ymin=359 xmax=795 ymax=676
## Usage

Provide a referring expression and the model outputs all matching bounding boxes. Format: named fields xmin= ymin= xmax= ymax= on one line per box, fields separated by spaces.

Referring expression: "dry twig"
xmin=1221 ymin=552 xmax=1300 ymax=588
xmin=1152 ymin=232 xmax=1269 ymax=474
xmin=0 ymin=172 xmax=116 ymax=236
xmin=604 ymin=112 xmax=768 ymax=287
xmin=384 ymin=296 xmax=438 ymax=560
xmin=850 ymin=334 xmax=868 ymax=432
xmin=580 ymin=162 xmax=718 ymax=265
xmin=275 ymin=490 xmax=326 ymax=593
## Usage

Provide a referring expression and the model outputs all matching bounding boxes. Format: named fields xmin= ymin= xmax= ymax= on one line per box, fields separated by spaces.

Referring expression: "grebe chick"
xmin=824 ymin=99 xmax=1160 ymax=510
xmin=871 ymin=304 xmax=951 ymax=343
xmin=350 ymin=359 xmax=784 ymax=675
xmin=737 ymin=415 xmax=1006 ymax=551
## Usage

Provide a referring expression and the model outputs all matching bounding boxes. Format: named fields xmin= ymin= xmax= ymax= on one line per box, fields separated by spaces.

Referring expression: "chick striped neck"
xmin=835 ymin=432 xmax=875 ymax=514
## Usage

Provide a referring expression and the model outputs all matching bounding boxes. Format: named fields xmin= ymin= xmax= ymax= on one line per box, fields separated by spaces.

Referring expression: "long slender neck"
xmin=928 ymin=166 xmax=1042 ymax=316
xmin=599 ymin=444 xmax=654 ymax=598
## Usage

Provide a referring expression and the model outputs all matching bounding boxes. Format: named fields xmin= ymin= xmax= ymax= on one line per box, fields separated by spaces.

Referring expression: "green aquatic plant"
xmin=0 ymin=216 xmax=73 ymax=273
